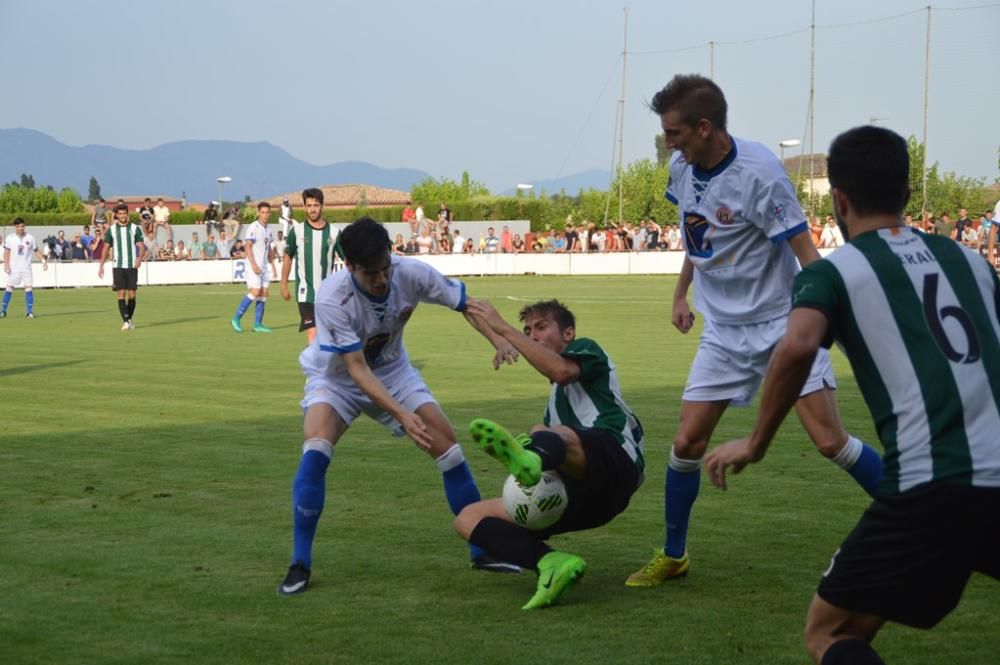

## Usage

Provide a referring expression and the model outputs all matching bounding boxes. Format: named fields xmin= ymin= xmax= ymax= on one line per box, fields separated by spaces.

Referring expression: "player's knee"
xmin=453 ymin=504 xmax=481 ymax=540
xmin=672 ymin=433 xmax=708 ymax=461
xmin=812 ymin=431 xmax=848 ymax=459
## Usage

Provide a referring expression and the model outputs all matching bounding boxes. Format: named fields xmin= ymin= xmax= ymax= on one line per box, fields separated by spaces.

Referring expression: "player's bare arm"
xmin=466 ymin=299 xmax=580 ymax=385
xmin=462 ymin=296 xmax=520 ymax=369
xmin=672 ymin=255 xmax=696 ymax=333
xmin=280 ymin=253 xmax=293 ymax=300
xmin=245 ymin=239 xmax=260 ymax=274
xmin=341 ymin=349 xmax=433 ymax=450
xmin=136 ymin=242 xmax=147 ymax=268
xmin=705 ymin=307 xmax=829 ymax=490
xmin=98 ymin=244 xmax=109 ymax=278
xmin=3 ymin=248 xmax=10 ymax=273
xmin=788 ymin=230 xmax=822 ymax=267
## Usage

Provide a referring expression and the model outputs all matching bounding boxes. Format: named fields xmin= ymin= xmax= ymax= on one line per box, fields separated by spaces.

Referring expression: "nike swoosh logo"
xmin=282 ymin=581 xmax=307 ymax=593
xmin=541 ymin=572 xmax=554 ymax=589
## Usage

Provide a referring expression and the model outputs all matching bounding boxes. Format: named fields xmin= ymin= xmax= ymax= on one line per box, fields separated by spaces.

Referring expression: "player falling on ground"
xmin=705 ymin=126 xmax=1000 ymax=665
xmin=2 ymin=217 xmax=48 ymax=319
xmin=626 ymin=75 xmax=884 ymax=588
xmin=98 ymin=204 xmax=147 ymax=330
xmin=458 ymin=299 xmax=645 ymax=610
xmin=231 ymin=201 xmax=277 ymax=333
xmin=280 ymin=188 xmax=342 ymax=345
xmin=277 ymin=217 xmax=522 ymax=596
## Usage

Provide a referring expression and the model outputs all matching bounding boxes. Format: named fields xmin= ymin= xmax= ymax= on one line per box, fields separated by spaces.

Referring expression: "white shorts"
xmin=6 ymin=269 xmax=32 ymax=288
xmin=300 ymin=361 xmax=437 ymax=436
xmin=245 ymin=268 xmax=270 ymax=291
xmin=683 ymin=316 xmax=836 ymax=406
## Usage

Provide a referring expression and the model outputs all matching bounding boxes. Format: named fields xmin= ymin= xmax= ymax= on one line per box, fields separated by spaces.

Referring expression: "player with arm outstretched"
xmin=277 ymin=217 xmax=522 ymax=596
xmin=2 ymin=218 xmax=48 ymax=319
xmin=456 ymin=298 xmax=645 ymax=609
xmin=626 ymin=75 xmax=884 ymax=588
xmin=280 ymin=187 xmax=342 ymax=345
xmin=231 ymin=201 xmax=277 ymax=333
xmin=704 ymin=126 xmax=1000 ymax=665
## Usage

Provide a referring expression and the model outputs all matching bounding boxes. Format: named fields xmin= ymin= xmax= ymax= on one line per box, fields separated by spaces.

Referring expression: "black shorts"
xmin=538 ymin=427 xmax=641 ymax=539
xmin=298 ymin=302 xmax=316 ymax=332
xmin=111 ymin=268 xmax=139 ymax=291
xmin=817 ymin=482 xmax=1000 ymax=629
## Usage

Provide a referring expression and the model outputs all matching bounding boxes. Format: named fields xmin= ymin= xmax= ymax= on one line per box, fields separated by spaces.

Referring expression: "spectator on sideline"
xmin=500 ymin=225 xmax=513 ymax=253
xmin=463 ymin=237 xmax=475 ymax=254
xmin=90 ymin=227 xmax=106 ymax=262
xmin=954 ymin=207 xmax=973 ymax=242
xmin=280 ymin=197 xmax=293 ymax=237
xmin=452 ymin=229 xmax=465 ymax=254
xmin=484 ymin=227 xmax=500 ymax=254
xmin=393 ymin=233 xmax=406 ymax=255
xmin=217 ymin=230 xmax=232 ymax=259
xmin=934 ymin=212 xmax=955 ymax=239
xmin=92 ymin=198 xmax=109 ymax=227
xmin=174 ymin=240 xmax=190 ymax=260
xmin=565 ymin=222 xmax=580 ymax=252
xmin=416 ymin=228 xmax=433 ymax=255
xmin=53 ymin=230 xmax=70 ymax=261
xmin=230 ymin=239 xmax=245 ymax=259
xmin=415 ymin=202 xmax=425 ymax=230
xmin=204 ymin=202 xmax=222 ymax=235
xmin=190 ymin=232 xmax=203 ymax=259
xmin=404 ymin=234 xmax=419 ymax=255
xmin=202 ymin=233 xmax=219 ymax=260
xmin=223 ymin=205 xmax=241 ymax=240
xmin=402 ymin=204 xmax=416 ymax=234
xmin=512 ymin=233 xmax=525 ymax=253
xmin=153 ymin=198 xmax=173 ymax=242
xmin=275 ymin=230 xmax=287 ymax=265
xmin=70 ymin=234 xmax=87 ymax=261
xmin=438 ymin=231 xmax=453 ymax=254
xmin=157 ymin=240 xmax=175 ymax=261
xmin=138 ymin=198 xmax=155 ymax=239
xmin=81 ymin=225 xmax=95 ymax=258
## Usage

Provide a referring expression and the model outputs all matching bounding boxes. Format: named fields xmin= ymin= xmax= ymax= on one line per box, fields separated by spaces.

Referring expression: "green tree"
xmin=607 ymin=158 xmax=676 ymax=224
xmin=410 ymin=171 xmax=490 ymax=206
xmin=88 ymin=176 xmax=101 ymax=201
xmin=20 ymin=173 xmax=35 ymax=189
xmin=57 ymin=187 xmax=84 ymax=212
xmin=654 ymin=133 xmax=674 ymax=167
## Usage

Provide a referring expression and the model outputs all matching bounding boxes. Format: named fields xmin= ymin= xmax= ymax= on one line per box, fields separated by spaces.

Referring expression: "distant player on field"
xmin=626 ymin=75 xmax=884 ymax=587
xmin=705 ymin=126 xmax=1000 ymax=665
xmin=2 ymin=217 xmax=48 ymax=319
xmin=457 ymin=299 xmax=645 ymax=609
xmin=98 ymin=204 xmax=147 ymax=330
xmin=277 ymin=217 xmax=522 ymax=596
xmin=231 ymin=201 xmax=277 ymax=333
xmin=280 ymin=187 xmax=343 ymax=344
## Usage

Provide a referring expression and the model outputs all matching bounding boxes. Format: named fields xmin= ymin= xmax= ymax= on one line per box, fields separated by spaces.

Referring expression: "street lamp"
xmin=869 ymin=116 xmax=888 ymax=126
xmin=778 ymin=139 xmax=801 ymax=165
xmin=516 ymin=183 xmax=533 ymax=197
xmin=217 ymin=176 xmax=232 ymax=211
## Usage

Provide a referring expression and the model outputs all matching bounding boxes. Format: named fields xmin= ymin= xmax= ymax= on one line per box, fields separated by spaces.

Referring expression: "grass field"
xmin=2 ymin=276 xmax=997 ymax=665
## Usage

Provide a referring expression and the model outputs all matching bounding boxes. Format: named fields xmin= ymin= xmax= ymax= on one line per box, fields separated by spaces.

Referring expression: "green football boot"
xmin=469 ymin=418 xmax=541 ymax=487
xmin=253 ymin=324 xmax=273 ymax=333
xmin=522 ymin=551 xmax=587 ymax=610
xmin=231 ymin=316 xmax=243 ymax=333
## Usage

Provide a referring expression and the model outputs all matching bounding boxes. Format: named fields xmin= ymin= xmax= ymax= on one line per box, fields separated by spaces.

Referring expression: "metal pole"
xmin=709 ymin=41 xmax=715 ymax=80
xmin=617 ymin=5 xmax=628 ymax=224
xmin=921 ymin=5 xmax=931 ymax=222
xmin=808 ymin=0 xmax=816 ymax=214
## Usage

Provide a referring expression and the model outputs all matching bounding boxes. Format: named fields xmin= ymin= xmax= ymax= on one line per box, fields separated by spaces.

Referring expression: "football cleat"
xmin=469 ymin=418 xmax=542 ymax=487
xmin=0 ymin=311 xmax=6 ymax=318
xmin=624 ymin=549 xmax=689 ymax=587
xmin=252 ymin=324 xmax=273 ymax=333
xmin=277 ymin=562 xmax=311 ymax=596
xmin=522 ymin=551 xmax=586 ymax=610
xmin=471 ymin=553 xmax=522 ymax=574
xmin=230 ymin=316 xmax=243 ymax=333
xmin=26 ymin=312 xmax=34 ymax=319
xmin=121 ymin=321 xmax=130 ymax=331
xmin=128 ymin=319 xmax=134 ymax=330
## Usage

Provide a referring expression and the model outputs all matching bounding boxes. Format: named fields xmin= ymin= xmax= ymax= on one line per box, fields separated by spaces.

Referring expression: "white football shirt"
xmin=299 ymin=255 xmax=466 ymax=379
xmin=244 ymin=220 xmax=274 ymax=270
xmin=4 ymin=232 xmax=38 ymax=271
xmin=666 ymin=136 xmax=807 ymax=324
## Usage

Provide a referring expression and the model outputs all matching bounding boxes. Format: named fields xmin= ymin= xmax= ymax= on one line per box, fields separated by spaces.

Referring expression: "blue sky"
xmin=1 ymin=0 xmax=997 ymax=193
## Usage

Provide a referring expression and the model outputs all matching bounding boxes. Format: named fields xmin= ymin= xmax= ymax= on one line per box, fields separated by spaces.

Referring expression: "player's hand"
xmin=671 ymin=298 xmax=696 ymax=334
xmin=42 ymin=262 xmax=48 ymax=271
xmin=704 ymin=438 xmax=761 ymax=491
xmin=465 ymin=298 xmax=507 ymax=334
xmin=492 ymin=342 xmax=520 ymax=370
xmin=280 ymin=284 xmax=291 ymax=301
xmin=97 ymin=266 xmax=104 ymax=278
xmin=400 ymin=412 xmax=433 ymax=450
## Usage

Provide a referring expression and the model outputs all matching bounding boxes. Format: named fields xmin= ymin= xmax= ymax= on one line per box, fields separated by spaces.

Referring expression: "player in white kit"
xmin=277 ymin=217 xmax=522 ymax=595
xmin=626 ymin=75 xmax=884 ymax=587
xmin=2 ymin=218 xmax=48 ymax=319
xmin=231 ymin=201 xmax=277 ymax=333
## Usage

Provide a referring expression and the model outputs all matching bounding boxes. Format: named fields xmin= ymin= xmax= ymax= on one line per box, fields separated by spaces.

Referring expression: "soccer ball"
xmin=502 ymin=471 xmax=568 ymax=531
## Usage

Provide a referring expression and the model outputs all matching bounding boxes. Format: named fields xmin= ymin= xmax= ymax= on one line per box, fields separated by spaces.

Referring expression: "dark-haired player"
xmin=277 ymin=217 xmax=521 ymax=595
xmin=705 ymin=125 xmax=1000 ymax=665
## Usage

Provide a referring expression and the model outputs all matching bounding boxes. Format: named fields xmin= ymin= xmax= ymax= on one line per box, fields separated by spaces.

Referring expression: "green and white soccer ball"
xmin=502 ymin=471 xmax=568 ymax=530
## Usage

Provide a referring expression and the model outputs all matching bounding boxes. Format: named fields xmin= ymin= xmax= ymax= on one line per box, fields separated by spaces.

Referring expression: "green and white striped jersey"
xmin=543 ymin=337 xmax=645 ymax=480
xmin=103 ymin=222 xmax=144 ymax=269
xmin=286 ymin=221 xmax=341 ymax=303
xmin=793 ymin=227 xmax=1000 ymax=494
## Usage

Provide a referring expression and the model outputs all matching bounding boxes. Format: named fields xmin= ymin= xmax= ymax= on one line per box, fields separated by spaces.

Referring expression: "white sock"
xmin=434 ymin=443 xmax=465 ymax=472
xmin=830 ymin=436 xmax=863 ymax=470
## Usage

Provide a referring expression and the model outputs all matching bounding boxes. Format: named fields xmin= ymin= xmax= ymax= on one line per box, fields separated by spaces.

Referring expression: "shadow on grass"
xmin=29 ymin=309 xmax=107 ymax=318
xmin=144 ymin=315 xmax=221 ymax=328
xmin=0 ymin=359 xmax=87 ymax=377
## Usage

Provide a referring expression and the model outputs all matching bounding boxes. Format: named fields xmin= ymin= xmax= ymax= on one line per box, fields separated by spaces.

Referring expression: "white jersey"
xmin=666 ymin=136 xmax=807 ymax=324
xmin=300 ymin=255 xmax=466 ymax=379
xmin=4 ymin=233 xmax=38 ymax=271
xmin=244 ymin=221 xmax=274 ymax=269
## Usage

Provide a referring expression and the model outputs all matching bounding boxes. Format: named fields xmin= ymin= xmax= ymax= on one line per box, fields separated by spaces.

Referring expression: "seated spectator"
xmin=138 ymin=197 xmax=156 ymax=239
xmin=70 ymin=234 xmax=88 ymax=261
xmin=404 ymin=234 xmax=419 ymax=255
xmin=512 ymin=234 xmax=525 ymax=254
xmin=202 ymin=234 xmax=219 ymax=259
xmin=961 ymin=224 xmax=980 ymax=250
xmin=190 ymin=232 xmax=203 ymax=259
xmin=174 ymin=240 xmax=190 ymax=260
xmin=401 ymin=204 xmax=416 ymax=233
xmin=153 ymin=198 xmax=173 ymax=241
xmin=230 ymin=239 xmax=245 ymax=259
xmin=463 ymin=237 xmax=475 ymax=254
xmin=438 ymin=231 xmax=452 ymax=254
xmin=223 ymin=205 xmax=241 ymax=240
xmin=393 ymin=233 xmax=406 ymax=255
xmin=158 ymin=240 xmax=176 ymax=261
xmin=530 ymin=235 xmax=545 ymax=252
xmin=203 ymin=202 xmax=222 ymax=234
xmin=551 ymin=231 xmax=567 ymax=253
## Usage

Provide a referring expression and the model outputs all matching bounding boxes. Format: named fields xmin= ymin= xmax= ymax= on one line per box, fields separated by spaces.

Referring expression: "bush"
xmin=2 ymin=212 xmax=93 ymax=227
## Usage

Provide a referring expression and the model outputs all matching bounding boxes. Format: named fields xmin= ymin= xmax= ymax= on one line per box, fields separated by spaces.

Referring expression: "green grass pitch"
xmin=1 ymin=276 xmax=997 ymax=664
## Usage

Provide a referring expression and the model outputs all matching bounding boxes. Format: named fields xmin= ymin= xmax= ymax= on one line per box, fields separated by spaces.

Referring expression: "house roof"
xmin=782 ymin=154 xmax=828 ymax=178
xmin=262 ymin=184 xmax=411 ymax=209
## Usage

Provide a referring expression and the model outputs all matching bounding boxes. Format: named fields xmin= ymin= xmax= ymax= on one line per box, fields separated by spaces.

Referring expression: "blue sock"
xmin=24 ymin=291 xmax=34 ymax=313
xmin=437 ymin=445 xmax=486 ymax=559
xmin=665 ymin=452 xmax=701 ymax=558
xmin=234 ymin=295 xmax=252 ymax=319
xmin=834 ymin=436 xmax=884 ymax=498
xmin=292 ymin=442 xmax=332 ymax=568
xmin=1 ymin=291 xmax=10 ymax=313
xmin=254 ymin=299 xmax=265 ymax=326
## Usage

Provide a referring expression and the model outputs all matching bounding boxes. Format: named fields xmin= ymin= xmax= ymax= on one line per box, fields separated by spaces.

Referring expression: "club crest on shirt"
xmin=716 ymin=206 xmax=734 ymax=225
xmin=772 ymin=204 xmax=788 ymax=227
xmin=683 ymin=212 xmax=714 ymax=259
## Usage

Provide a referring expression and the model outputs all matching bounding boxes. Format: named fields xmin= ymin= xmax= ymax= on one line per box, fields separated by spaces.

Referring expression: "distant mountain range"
xmin=0 ymin=128 xmax=612 ymax=202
